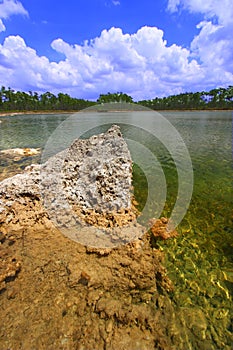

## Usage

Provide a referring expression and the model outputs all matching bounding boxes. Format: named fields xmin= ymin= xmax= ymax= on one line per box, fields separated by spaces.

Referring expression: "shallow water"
xmin=0 ymin=110 xmax=232 ymax=348
xmin=160 ymin=111 xmax=233 ymax=349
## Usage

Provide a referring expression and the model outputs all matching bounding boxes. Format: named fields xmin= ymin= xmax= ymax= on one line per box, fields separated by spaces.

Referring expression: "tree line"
xmin=0 ymin=86 xmax=232 ymax=112
xmin=0 ymin=87 xmax=95 ymax=111
xmin=138 ymin=86 xmax=233 ymax=110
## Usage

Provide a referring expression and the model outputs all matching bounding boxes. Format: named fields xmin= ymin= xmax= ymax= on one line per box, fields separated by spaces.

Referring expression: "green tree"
xmin=97 ymin=92 xmax=133 ymax=104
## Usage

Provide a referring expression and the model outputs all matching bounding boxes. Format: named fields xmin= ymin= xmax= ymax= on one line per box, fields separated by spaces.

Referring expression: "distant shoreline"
xmin=0 ymin=108 xmax=232 ymax=117
xmin=0 ymin=110 xmax=76 ymax=117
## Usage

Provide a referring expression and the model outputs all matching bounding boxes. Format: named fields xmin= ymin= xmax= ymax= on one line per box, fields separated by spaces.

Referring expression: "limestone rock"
xmin=0 ymin=125 xmax=142 ymax=248
xmin=0 ymin=148 xmax=41 ymax=160
xmin=63 ymin=125 xmax=132 ymax=212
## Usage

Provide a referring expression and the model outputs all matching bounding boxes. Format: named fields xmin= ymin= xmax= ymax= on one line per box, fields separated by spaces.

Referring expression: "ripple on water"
xmin=0 ymin=111 xmax=232 ymax=349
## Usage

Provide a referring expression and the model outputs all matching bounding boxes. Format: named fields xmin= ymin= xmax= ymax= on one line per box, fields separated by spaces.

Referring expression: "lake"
xmin=0 ymin=110 xmax=232 ymax=348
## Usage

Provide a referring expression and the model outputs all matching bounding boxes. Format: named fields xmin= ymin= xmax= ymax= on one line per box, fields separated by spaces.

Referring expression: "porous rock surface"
xmin=63 ymin=125 xmax=132 ymax=211
xmin=0 ymin=224 xmax=178 ymax=350
xmin=0 ymin=125 xmax=141 ymax=247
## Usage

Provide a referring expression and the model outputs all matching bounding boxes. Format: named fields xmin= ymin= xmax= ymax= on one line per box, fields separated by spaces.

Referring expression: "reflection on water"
xmin=0 ymin=110 xmax=232 ymax=348
xmin=0 ymin=113 xmax=69 ymax=150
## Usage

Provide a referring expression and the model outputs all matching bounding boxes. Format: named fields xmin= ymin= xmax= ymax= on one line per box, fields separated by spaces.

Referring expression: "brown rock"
xmin=149 ymin=218 xmax=178 ymax=240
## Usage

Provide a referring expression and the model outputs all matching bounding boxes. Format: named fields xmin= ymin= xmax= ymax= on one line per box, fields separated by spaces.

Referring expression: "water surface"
xmin=0 ymin=110 xmax=232 ymax=348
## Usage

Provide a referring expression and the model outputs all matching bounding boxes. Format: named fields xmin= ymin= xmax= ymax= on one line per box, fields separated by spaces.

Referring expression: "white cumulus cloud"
xmin=167 ymin=0 xmax=233 ymax=90
xmin=167 ymin=0 xmax=233 ymax=25
xmin=0 ymin=0 xmax=28 ymax=18
xmin=0 ymin=0 xmax=232 ymax=100
xmin=0 ymin=5 xmax=232 ymax=101
xmin=0 ymin=26 xmax=206 ymax=100
xmin=0 ymin=0 xmax=28 ymax=32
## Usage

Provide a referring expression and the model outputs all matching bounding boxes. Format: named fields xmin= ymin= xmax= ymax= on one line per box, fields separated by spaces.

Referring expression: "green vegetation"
xmin=97 ymin=92 xmax=133 ymax=104
xmin=0 ymin=87 xmax=95 ymax=112
xmin=0 ymin=86 xmax=232 ymax=112
xmin=138 ymin=86 xmax=233 ymax=110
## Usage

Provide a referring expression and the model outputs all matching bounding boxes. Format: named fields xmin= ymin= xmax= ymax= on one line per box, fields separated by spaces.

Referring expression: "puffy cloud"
xmin=0 ymin=0 xmax=28 ymax=32
xmin=0 ymin=0 xmax=28 ymax=18
xmin=190 ymin=21 xmax=233 ymax=85
xmin=167 ymin=0 xmax=233 ymax=90
xmin=0 ymin=0 xmax=232 ymax=100
xmin=167 ymin=0 xmax=233 ymax=25
xmin=0 ymin=22 xmax=232 ymax=100
xmin=0 ymin=26 xmax=205 ymax=100
xmin=0 ymin=35 xmax=80 ymax=91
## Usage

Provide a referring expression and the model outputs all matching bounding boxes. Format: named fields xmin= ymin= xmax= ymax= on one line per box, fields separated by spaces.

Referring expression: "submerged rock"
xmin=149 ymin=217 xmax=178 ymax=240
xmin=0 ymin=148 xmax=41 ymax=160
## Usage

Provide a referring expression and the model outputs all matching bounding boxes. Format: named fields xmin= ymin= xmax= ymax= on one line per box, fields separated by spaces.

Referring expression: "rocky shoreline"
xmin=0 ymin=125 xmax=180 ymax=349
xmin=0 ymin=125 xmax=145 ymax=247
xmin=0 ymin=221 xmax=177 ymax=350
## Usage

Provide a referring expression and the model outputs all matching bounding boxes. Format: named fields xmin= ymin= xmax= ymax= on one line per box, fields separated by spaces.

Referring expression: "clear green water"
xmin=0 ymin=110 xmax=232 ymax=348
xmin=161 ymin=111 xmax=233 ymax=349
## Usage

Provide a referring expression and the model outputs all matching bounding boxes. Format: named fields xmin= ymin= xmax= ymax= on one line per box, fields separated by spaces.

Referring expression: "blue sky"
xmin=0 ymin=0 xmax=232 ymax=100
